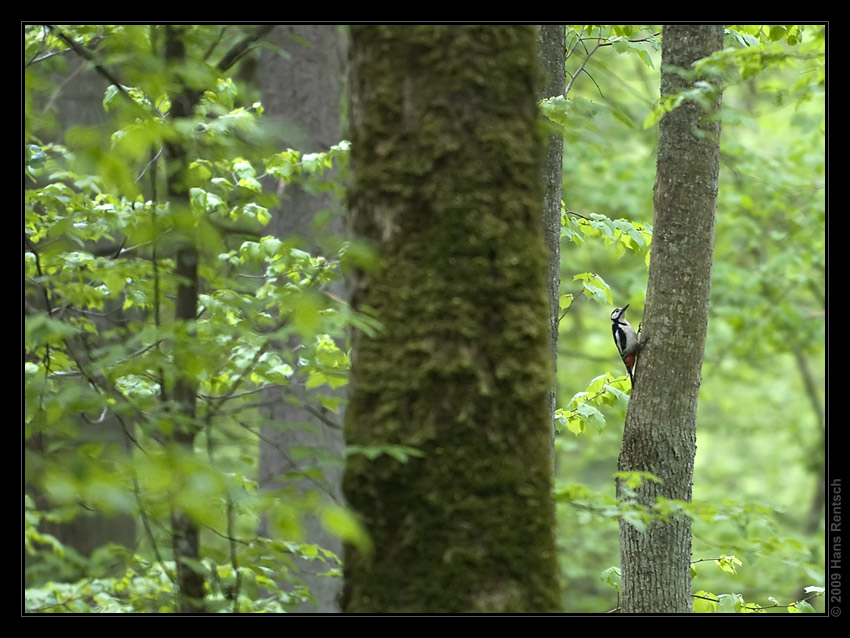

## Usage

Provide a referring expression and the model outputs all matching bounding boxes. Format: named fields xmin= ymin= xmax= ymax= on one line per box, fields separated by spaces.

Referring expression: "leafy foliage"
xmin=25 ymin=24 xmax=366 ymax=612
xmin=601 ymin=558 xmax=823 ymax=613
xmin=25 ymin=491 xmax=341 ymax=612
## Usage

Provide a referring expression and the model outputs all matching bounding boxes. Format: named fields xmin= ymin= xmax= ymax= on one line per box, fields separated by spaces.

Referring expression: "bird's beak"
xmin=622 ymin=304 xmax=629 ymax=313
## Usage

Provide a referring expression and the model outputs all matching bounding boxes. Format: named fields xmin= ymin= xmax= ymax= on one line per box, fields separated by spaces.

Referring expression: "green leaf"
xmin=600 ymin=566 xmax=621 ymax=592
xmin=606 ymin=384 xmax=630 ymax=411
xmin=620 ymin=508 xmax=647 ymax=533
xmin=714 ymin=554 xmax=743 ymax=574
xmin=717 ymin=593 xmax=741 ymax=613
xmin=238 ymin=177 xmax=262 ymax=193
xmin=566 ymin=415 xmax=584 ymax=435
xmin=102 ymin=84 xmax=121 ymax=111
xmin=101 ymin=270 xmax=126 ymax=297
xmin=260 ymin=236 xmax=283 ymax=258
xmin=292 ymin=292 xmax=322 ymax=337
xmin=693 ymin=591 xmax=718 ymax=613
xmin=573 ymin=272 xmax=613 ymax=305
xmin=346 ymin=444 xmax=425 ymax=463
xmin=216 ymin=563 xmax=234 ymax=579
xmin=320 ymin=505 xmax=372 ymax=555
xmin=576 ymin=403 xmax=605 ymax=433
xmin=612 ymin=471 xmax=663 ymax=490
xmin=305 ymin=370 xmax=327 ymax=390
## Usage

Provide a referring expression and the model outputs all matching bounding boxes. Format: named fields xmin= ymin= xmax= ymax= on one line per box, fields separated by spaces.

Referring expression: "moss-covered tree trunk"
xmin=617 ymin=24 xmax=724 ymax=614
xmin=342 ymin=25 xmax=561 ymax=613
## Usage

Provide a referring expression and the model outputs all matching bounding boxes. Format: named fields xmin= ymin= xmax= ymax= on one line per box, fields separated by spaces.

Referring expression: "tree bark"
xmin=342 ymin=25 xmax=561 ymax=613
xmin=164 ymin=25 xmax=205 ymax=614
xmin=161 ymin=25 xmax=276 ymax=613
xmin=255 ymin=24 xmax=348 ymax=613
xmin=617 ymin=24 xmax=724 ymax=614
xmin=537 ymin=25 xmax=565 ymax=467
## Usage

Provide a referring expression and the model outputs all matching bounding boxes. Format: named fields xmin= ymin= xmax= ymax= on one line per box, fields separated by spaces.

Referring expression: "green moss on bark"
xmin=343 ymin=25 xmax=561 ymax=613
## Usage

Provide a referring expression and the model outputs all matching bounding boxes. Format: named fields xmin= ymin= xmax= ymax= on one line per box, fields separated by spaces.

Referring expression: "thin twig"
xmin=564 ymin=30 xmax=660 ymax=98
xmin=565 ymin=41 xmax=603 ymax=97
xmin=135 ymin=147 xmax=164 ymax=183
xmin=691 ymin=590 xmax=823 ymax=612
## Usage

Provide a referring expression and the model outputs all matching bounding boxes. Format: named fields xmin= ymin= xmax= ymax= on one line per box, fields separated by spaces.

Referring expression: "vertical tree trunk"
xmin=537 ymin=25 xmax=565 ymax=465
xmin=342 ymin=25 xmax=561 ymax=613
xmin=164 ymin=25 xmax=205 ymax=614
xmin=617 ymin=24 xmax=724 ymax=614
xmin=255 ymin=24 xmax=348 ymax=613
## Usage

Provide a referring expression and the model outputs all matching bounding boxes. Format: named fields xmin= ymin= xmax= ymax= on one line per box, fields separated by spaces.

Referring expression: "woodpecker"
xmin=611 ymin=305 xmax=640 ymax=384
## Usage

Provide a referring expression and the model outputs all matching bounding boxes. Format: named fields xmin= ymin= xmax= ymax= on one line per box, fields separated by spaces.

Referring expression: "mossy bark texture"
xmin=343 ymin=25 xmax=561 ymax=613
xmin=617 ymin=25 xmax=724 ymax=614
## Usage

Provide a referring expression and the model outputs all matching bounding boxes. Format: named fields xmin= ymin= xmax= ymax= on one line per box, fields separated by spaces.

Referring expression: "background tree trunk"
xmin=255 ymin=24 xmax=348 ymax=613
xmin=537 ymin=25 xmax=565 ymax=466
xmin=342 ymin=25 xmax=561 ymax=613
xmin=617 ymin=24 xmax=724 ymax=614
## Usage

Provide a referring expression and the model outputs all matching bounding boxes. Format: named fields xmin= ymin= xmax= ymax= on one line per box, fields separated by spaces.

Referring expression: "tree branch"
xmin=216 ymin=25 xmax=275 ymax=73
xmin=46 ymin=25 xmax=136 ymax=106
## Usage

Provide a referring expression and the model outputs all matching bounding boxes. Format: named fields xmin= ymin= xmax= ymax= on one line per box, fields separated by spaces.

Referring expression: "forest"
xmin=24 ymin=24 xmax=826 ymax=614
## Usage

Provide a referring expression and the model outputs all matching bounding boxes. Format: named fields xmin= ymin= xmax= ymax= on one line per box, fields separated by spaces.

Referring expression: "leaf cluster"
xmin=24 ymin=24 xmax=369 ymax=612
xmin=599 ymin=557 xmax=822 ymax=613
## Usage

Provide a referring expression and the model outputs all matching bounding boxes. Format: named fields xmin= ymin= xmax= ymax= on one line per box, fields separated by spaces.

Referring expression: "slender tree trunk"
xmin=160 ymin=25 xmax=275 ymax=613
xmin=169 ymin=246 xmax=205 ymax=614
xmin=163 ymin=25 xmax=206 ymax=614
xmin=342 ymin=25 xmax=561 ymax=613
xmin=617 ymin=24 xmax=724 ymax=614
xmin=537 ymin=25 xmax=565 ymax=466
xmin=793 ymin=346 xmax=825 ymax=535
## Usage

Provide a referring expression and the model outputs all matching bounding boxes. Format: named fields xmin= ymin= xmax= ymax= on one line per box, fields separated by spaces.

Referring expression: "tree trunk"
xmin=617 ymin=24 xmax=724 ymax=614
xmin=160 ymin=25 xmax=275 ymax=613
xmin=255 ymin=24 xmax=348 ymax=613
xmin=537 ymin=25 xmax=565 ymax=466
xmin=342 ymin=25 xmax=561 ymax=613
xmin=164 ymin=25 xmax=205 ymax=614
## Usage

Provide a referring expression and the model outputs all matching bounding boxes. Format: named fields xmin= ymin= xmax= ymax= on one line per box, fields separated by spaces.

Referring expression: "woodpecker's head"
xmin=611 ymin=305 xmax=629 ymax=322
